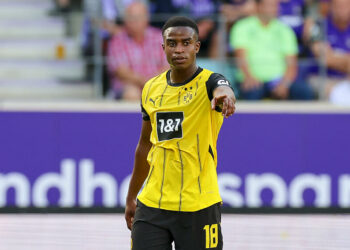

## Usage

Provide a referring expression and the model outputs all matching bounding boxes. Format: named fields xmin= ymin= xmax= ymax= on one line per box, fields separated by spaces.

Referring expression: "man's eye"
xmin=184 ymin=41 xmax=189 ymax=46
xmin=169 ymin=42 xmax=176 ymax=47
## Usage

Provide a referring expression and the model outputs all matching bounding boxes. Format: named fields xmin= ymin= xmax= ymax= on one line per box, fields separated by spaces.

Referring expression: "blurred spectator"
xmin=116 ymin=0 xmax=149 ymax=18
xmin=230 ymin=0 xmax=313 ymax=100
xmin=107 ymin=2 xmax=168 ymax=100
xmin=318 ymin=0 xmax=331 ymax=17
xmin=150 ymin=0 xmax=220 ymax=58
xmin=82 ymin=0 xmax=120 ymax=56
xmin=304 ymin=0 xmax=350 ymax=99
xmin=278 ymin=0 xmax=305 ymax=43
xmin=220 ymin=0 xmax=256 ymax=56
xmin=278 ymin=0 xmax=318 ymax=55
xmin=50 ymin=0 xmax=83 ymax=15
xmin=220 ymin=0 xmax=256 ymax=25
xmin=222 ymin=0 xmax=314 ymax=56
xmin=82 ymin=0 xmax=150 ymax=56
xmin=82 ymin=0 xmax=121 ymax=95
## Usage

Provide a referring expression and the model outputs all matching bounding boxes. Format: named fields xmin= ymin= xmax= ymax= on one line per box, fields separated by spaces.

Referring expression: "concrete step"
xmin=0 ymin=1 xmax=53 ymax=20
xmin=0 ymin=39 xmax=81 ymax=60
xmin=0 ymin=19 xmax=65 ymax=39
xmin=0 ymin=60 xmax=85 ymax=81
xmin=0 ymin=80 xmax=95 ymax=100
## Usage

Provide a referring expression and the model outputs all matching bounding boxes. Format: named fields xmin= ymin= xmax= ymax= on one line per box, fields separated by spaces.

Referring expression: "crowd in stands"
xmin=80 ymin=0 xmax=350 ymax=103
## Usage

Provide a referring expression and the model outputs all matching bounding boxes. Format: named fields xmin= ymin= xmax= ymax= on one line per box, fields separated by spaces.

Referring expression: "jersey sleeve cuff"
xmin=141 ymin=104 xmax=150 ymax=121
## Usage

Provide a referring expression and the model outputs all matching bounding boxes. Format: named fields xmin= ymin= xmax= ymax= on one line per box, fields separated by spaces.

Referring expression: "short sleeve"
xmin=141 ymin=78 xmax=152 ymax=121
xmin=282 ymin=26 xmax=298 ymax=56
xmin=141 ymin=103 xmax=150 ymax=121
xmin=230 ymin=19 xmax=249 ymax=50
xmin=206 ymin=73 xmax=233 ymax=101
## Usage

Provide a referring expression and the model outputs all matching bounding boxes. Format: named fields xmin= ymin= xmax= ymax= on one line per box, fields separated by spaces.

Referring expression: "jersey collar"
xmin=166 ymin=67 xmax=203 ymax=87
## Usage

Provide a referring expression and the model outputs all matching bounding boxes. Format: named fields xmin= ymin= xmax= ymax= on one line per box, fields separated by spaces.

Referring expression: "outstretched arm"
xmin=125 ymin=120 xmax=152 ymax=230
xmin=211 ymin=86 xmax=236 ymax=118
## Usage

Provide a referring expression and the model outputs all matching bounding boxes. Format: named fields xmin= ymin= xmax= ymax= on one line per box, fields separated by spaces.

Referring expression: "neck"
xmin=170 ymin=63 xmax=198 ymax=84
xmin=258 ymin=15 xmax=272 ymax=26
xmin=134 ymin=34 xmax=145 ymax=43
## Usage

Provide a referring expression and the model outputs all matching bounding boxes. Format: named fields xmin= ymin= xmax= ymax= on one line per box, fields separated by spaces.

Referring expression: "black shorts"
xmin=131 ymin=200 xmax=223 ymax=250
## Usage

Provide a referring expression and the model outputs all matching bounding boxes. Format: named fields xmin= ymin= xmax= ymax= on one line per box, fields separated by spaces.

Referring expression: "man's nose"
xmin=174 ymin=44 xmax=185 ymax=53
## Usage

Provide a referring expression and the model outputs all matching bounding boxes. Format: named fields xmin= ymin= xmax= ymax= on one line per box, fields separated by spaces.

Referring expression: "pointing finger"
xmin=222 ymin=98 xmax=228 ymax=117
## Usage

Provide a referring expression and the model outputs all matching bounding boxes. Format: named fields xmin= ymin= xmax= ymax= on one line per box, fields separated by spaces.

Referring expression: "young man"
xmin=125 ymin=16 xmax=236 ymax=250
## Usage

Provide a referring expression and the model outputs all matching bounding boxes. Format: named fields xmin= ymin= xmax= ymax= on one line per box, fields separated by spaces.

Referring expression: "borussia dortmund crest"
xmin=183 ymin=90 xmax=193 ymax=104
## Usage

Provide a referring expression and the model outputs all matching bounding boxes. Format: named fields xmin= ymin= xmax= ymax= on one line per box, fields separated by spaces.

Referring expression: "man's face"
xmin=162 ymin=27 xmax=200 ymax=70
xmin=331 ymin=0 xmax=350 ymax=24
xmin=257 ymin=0 xmax=279 ymax=20
xmin=124 ymin=3 xmax=149 ymax=36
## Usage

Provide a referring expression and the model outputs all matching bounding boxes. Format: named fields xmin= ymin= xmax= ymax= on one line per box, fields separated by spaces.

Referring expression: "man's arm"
xmin=304 ymin=19 xmax=350 ymax=74
xmin=221 ymin=0 xmax=256 ymax=23
xmin=115 ymin=66 xmax=148 ymax=87
xmin=272 ymin=55 xmax=297 ymax=99
xmin=125 ymin=120 xmax=152 ymax=230
xmin=235 ymin=49 xmax=261 ymax=90
xmin=312 ymin=42 xmax=350 ymax=73
xmin=230 ymin=21 xmax=260 ymax=91
xmin=115 ymin=65 xmax=169 ymax=88
xmin=326 ymin=51 xmax=350 ymax=73
xmin=281 ymin=55 xmax=297 ymax=86
xmin=211 ymin=86 xmax=236 ymax=118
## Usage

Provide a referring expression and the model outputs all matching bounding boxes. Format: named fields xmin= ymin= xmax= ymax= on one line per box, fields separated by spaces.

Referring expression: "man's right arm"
xmin=115 ymin=66 xmax=148 ymax=87
xmin=235 ymin=48 xmax=261 ymax=90
xmin=230 ymin=20 xmax=260 ymax=90
xmin=125 ymin=120 xmax=152 ymax=230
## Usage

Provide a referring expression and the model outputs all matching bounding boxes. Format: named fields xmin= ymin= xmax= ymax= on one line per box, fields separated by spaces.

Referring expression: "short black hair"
xmin=162 ymin=16 xmax=199 ymax=36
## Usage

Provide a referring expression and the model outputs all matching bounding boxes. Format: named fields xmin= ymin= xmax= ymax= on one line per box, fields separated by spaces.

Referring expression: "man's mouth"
xmin=173 ymin=56 xmax=187 ymax=63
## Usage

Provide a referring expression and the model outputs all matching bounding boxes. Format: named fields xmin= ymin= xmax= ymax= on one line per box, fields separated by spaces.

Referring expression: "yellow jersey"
xmin=138 ymin=67 xmax=232 ymax=212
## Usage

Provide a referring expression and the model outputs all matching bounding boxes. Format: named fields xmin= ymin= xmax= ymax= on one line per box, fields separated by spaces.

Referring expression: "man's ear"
xmin=195 ymin=41 xmax=201 ymax=54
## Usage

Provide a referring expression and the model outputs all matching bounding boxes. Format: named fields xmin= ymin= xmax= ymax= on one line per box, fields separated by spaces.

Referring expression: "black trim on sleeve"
xmin=205 ymin=73 xmax=233 ymax=101
xmin=209 ymin=145 xmax=215 ymax=161
xmin=141 ymin=104 xmax=150 ymax=121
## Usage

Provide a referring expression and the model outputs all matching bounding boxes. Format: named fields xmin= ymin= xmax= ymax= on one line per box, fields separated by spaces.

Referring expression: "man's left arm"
xmin=280 ymin=55 xmax=298 ymax=87
xmin=272 ymin=25 xmax=299 ymax=99
xmin=272 ymin=55 xmax=297 ymax=99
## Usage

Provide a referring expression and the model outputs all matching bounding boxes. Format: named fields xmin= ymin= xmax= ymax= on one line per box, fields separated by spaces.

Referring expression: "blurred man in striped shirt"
xmin=108 ymin=2 xmax=168 ymax=100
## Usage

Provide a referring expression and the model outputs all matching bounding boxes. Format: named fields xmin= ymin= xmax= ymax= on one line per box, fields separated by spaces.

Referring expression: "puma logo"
xmin=149 ymin=97 xmax=158 ymax=106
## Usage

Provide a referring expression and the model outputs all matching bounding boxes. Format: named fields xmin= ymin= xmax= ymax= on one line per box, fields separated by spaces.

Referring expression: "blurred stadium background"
xmin=1 ymin=0 xmax=350 ymax=249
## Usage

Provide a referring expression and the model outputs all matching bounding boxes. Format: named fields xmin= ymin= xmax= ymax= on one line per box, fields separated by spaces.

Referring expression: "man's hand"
xmin=211 ymin=94 xmax=236 ymax=118
xmin=242 ymin=75 xmax=261 ymax=91
xmin=312 ymin=42 xmax=332 ymax=59
xmin=271 ymin=83 xmax=289 ymax=99
xmin=125 ymin=198 xmax=137 ymax=230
